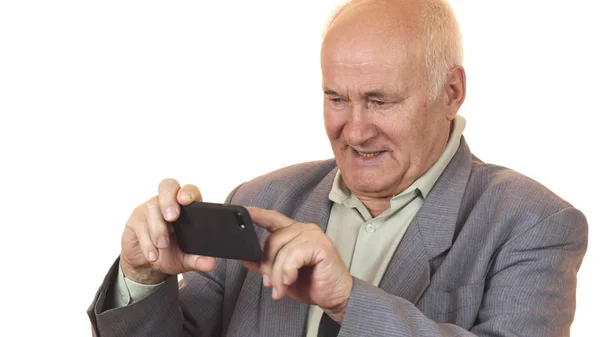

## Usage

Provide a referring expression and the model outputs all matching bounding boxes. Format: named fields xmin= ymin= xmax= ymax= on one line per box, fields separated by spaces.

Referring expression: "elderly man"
xmin=88 ymin=0 xmax=587 ymax=336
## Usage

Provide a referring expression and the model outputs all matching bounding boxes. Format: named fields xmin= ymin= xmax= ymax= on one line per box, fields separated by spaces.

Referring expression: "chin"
xmin=343 ymin=170 xmax=395 ymax=196
xmin=351 ymin=182 xmax=391 ymax=195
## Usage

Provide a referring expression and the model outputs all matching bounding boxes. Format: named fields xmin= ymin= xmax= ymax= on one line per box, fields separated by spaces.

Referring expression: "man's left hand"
xmin=240 ymin=207 xmax=352 ymax=323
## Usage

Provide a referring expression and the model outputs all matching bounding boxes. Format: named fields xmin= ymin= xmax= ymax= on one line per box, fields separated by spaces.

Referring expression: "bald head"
xmin=322 ymin=0 xmax=463 ymax=100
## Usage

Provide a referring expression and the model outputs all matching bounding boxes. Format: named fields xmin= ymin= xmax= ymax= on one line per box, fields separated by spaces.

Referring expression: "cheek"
xmin=323 ymin=110 xmax=345 ymax=140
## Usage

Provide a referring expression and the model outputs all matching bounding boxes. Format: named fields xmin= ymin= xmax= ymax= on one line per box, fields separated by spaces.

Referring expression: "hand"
xmin=119 ymin=178 xmax=217 ymax=284
xmin=241 ymin=207 xmax=353 ymax=323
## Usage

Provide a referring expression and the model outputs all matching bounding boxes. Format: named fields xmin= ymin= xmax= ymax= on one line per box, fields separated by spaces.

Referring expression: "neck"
xmin=358 ymin=195 xmax=392 ymax=217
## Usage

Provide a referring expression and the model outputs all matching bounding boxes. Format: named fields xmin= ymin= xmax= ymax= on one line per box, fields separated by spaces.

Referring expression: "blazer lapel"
xmin=378 ymin=217 xmax=431 ymax=304
xmin=379 ymin=138 xmax=473 ymax=304
xmin=258 ymin=167 xmax=337 ymax=337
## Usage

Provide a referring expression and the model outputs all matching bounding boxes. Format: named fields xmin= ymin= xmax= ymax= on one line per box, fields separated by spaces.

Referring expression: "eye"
xmin=369 ymin=99 xmax=389 ymax=107
xmin=328 ymin=97 xmax=344 ymax=105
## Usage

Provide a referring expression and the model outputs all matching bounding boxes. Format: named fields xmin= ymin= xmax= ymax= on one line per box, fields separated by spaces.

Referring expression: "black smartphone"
xmin=171 ymin=201 xmax=262 ymax=261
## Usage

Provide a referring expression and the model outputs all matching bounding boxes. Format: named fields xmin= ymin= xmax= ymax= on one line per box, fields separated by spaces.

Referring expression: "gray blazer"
xmin=88 ymin=138 xmax=588 ymax=336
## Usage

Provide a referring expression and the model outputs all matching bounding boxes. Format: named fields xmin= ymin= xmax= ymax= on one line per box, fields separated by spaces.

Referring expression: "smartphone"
xmin=171 ymin=201 xmax=262 ymax=261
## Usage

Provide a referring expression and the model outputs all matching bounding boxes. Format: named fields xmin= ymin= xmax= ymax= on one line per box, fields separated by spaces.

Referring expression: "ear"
xmin=443 ymin=66 xmax=466 ymax=120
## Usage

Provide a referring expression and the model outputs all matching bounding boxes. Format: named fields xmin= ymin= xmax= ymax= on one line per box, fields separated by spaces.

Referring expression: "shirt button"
xmin=365 ymin=223 xmax=376 ymax=233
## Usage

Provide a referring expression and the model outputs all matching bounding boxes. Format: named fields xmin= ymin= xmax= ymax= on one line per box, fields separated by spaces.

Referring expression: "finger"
xmin=158 ymin=178 xmax=181 ymax=221
xmin=279 ymin=242 xmax=309 ymax=288
xmin=260 ymin=225 xmax=303 ymax=277
xmin=129 ymin=214 xmax=159 ymax=263
xmin=263 ymin=273 xmax=272 ymax=288
xmin=270 ymin=239 xmax=309 ymax=300
xmin=249 ymin=262 xmax=274 ymax=287
xmin=240 ymin=260 xmax=261 ymax=273
xmin=182 ymin=253 xmax=217 ymax=272
xmin=240 ymin=260 xmax=272 ymax=287
xmin=177 ymin=184 xmax=202 ymax=206
xmin=247 ymin=207 xmax=297 ymax=233
xmin=145 ymin=197 xmax=170 ymax=249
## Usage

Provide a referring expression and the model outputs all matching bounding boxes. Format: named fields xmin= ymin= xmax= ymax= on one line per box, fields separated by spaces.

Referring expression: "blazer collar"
xmin=414 ymin=137 xmax=473 ymax=260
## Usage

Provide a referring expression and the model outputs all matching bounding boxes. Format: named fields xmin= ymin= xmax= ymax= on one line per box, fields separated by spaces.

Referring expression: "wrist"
xmin=323 ymin=299 xmax=348 ymax=324
xmin=120 ymin=256 xmax=168 ymax=285
xmin=323 ymin=275 xmax=353 ymax=324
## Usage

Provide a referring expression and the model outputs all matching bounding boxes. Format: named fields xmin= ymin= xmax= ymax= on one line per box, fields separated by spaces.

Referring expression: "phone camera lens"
xmin=236 ymin=212 xmax=245 ymax=229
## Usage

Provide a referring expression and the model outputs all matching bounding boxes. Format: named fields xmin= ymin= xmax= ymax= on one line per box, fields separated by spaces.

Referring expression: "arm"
xmin=337 ymin=207 xmax=588 ymax=337
xmin=87 ymin=257 xmax=227 ymax=337
xmin=109 ymin=263 xmax=164 ymax=309
xmin=88 ymin=182 xmax=243 ymax=337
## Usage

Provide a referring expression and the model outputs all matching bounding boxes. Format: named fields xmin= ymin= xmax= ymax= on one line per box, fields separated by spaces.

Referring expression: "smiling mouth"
xmin=355 ymin=150 xmax=383 ymax=158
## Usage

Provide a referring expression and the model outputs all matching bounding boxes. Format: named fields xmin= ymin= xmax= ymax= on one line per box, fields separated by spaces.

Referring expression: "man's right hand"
xmin=119 ymin=178 xmax=217 ymax=285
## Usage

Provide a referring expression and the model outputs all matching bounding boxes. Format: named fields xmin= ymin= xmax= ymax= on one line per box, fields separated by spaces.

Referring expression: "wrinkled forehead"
xmin=321 ymin=1 xmax=423 ymax=71
xmin=320 ymin=27 xmax=423 ymax=92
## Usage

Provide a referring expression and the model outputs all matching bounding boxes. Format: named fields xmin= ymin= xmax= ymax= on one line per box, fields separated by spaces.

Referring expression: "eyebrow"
xmin=323 ymin=88 xmax=393 ymax=99
xmin=363 ymin=90 xmax=388 ymax=99
xmin=323 ymin=89 xmax=340 ymax=96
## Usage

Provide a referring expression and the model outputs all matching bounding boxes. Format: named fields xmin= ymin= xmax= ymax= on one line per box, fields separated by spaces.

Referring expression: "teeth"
xmin=357 ymin=151 xmax=380 ymax=158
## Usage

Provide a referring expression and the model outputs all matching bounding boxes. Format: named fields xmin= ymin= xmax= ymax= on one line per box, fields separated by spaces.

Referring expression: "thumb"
xmin=247 ymin=207 xmax=297 ymax=233
xmin=240 ymin=260 xmax=261 ymax=273
xmin=182 ymin=254 xmax=217 ymax=272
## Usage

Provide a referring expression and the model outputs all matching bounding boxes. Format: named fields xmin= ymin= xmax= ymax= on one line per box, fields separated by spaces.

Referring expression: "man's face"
xmin=321 ymin=20 xmax=452 ymax=199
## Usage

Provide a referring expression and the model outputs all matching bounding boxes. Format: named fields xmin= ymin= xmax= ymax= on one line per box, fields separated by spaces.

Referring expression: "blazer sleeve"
xmin=87 ymin=185 xmax=244 ymax=337
xmin=337 ymin=207 xmax=588 ymax=337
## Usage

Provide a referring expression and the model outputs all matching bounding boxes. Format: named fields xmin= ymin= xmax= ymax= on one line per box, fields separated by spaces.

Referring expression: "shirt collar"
xmin=415 ymin=114 xmax=466 ymax=198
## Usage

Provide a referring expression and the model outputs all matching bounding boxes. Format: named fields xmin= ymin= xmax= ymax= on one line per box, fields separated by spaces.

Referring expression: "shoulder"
xmin=228 ymin=159 xmax=338 ymax=207
xmin=463 ymin=156 xmax=586 ymax=237
xmin=470 ymin=156 xmax=572 ymax=209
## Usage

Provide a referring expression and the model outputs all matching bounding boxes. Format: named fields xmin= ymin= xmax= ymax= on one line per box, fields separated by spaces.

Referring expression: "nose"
xmin=343 ymin=105 xmax=379 ymax=146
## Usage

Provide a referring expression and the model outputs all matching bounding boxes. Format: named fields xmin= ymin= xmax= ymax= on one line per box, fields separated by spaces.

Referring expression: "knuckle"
xmin=145 ymin=199 xmax=159 ymax=212
xmin=181 ymin=184 xmax=199 ymax=193
xmin=178 ymin=186 xmax=197 ymax=202
xmin=154 ymin=226 xmax=168 ymax=238
xmin=263 ymin=232 xmax=279 ymax=249
xmin=125 ymin=219 xmax=138 ymax=233
xmin=128 ymin=212 xmax=145 ymax=230
xmin=158 ymin=179 xmax=180 ymax=198
xmin=159 ymin=178 xmax=177 ymax=189
xmin=259 ymin=264 xmax=271 ymax=276
xmin=131 ymin=203 xmax=145 ymax=218
xmin=282 ymin=262 xmax=296 ymax=275
xmin=138 ymin=237 xmax=155 ymax=251
xmin=279 ymin=243 xmax=293 ymax=257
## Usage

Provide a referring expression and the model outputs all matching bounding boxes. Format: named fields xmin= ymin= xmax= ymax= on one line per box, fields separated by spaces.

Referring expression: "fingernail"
xmin=157 ymin=236 xmax=169 ymax=248
xmin=263 ymin=274 xmax=271 ymax=287
xmin=147 ymin=251 xmax=157 ymax=262
xmin=272 ymin=287 xmax=279 ymax=299
xmin=165 ymin=207 xmax=177 ymax=221
xmin=283 ymin=275 xmax=290 ymax=285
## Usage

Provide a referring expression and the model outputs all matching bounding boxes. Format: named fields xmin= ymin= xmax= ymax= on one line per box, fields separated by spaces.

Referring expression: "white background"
xmin=0 ymin=1 xmax=598 ymax=336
